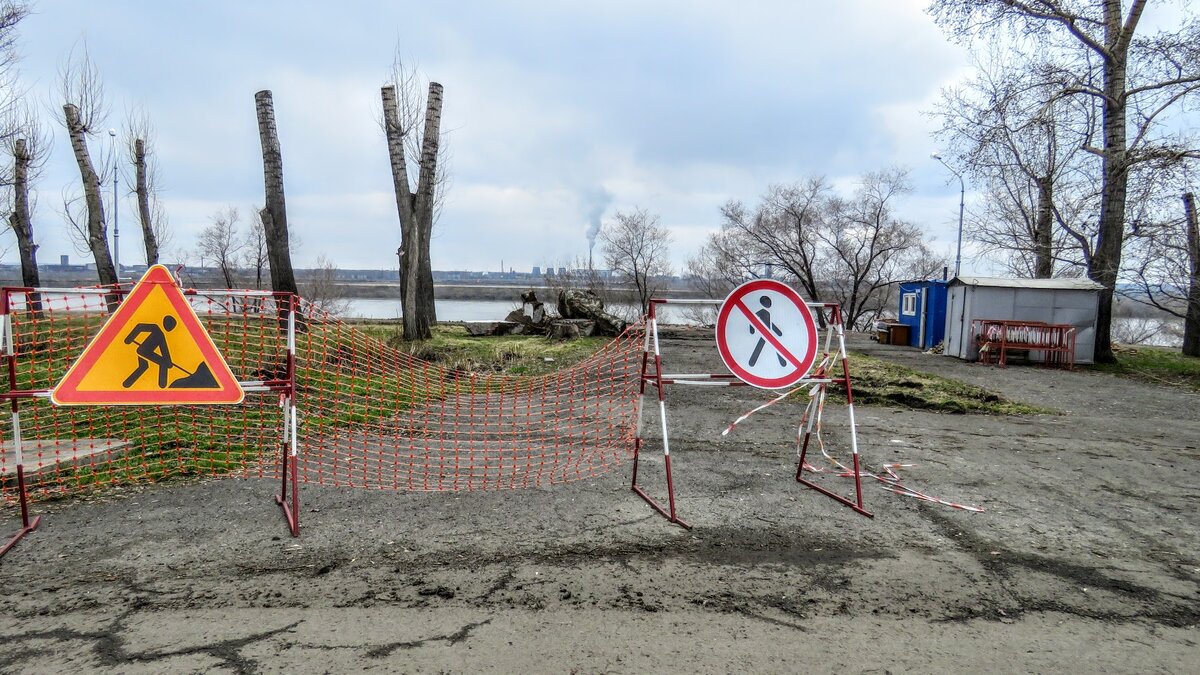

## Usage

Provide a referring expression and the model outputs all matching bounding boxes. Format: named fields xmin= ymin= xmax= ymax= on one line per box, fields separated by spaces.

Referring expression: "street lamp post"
xmin=109 ymin=128 xmax=119 ymax=280
xmin=931 ymin=152 xmax=964 ymax=278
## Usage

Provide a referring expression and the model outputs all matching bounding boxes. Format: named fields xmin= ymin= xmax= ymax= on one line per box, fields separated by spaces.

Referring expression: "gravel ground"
xmin=1 ymin=327 xmax=1197 ymax=673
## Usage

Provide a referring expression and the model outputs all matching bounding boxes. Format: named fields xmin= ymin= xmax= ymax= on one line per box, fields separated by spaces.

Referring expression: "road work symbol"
xmin=715 ymin=279 xmax=818 ymax=389
xmin=121 ymin=316 xmax=220 ymax=390
xmin=52 ymin=265 xmax=243 ymax=406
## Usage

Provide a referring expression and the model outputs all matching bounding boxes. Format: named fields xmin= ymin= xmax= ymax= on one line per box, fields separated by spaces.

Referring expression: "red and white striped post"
xmin=631 ymin=300 xmax=689 ymax=528
xmin=1 ymin=289 xmax=41 ymax=558
xmin=274 ymin=295 xmax=301 ymax=537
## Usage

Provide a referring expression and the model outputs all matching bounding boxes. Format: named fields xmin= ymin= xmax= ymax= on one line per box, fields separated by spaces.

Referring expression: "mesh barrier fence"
xmin=293 ymin=306 xmax=642 ymax=491
xmin=2 ymin=285 xmax=643 ymax=505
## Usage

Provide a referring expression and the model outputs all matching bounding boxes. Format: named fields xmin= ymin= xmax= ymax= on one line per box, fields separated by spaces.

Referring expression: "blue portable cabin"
xmin=896 ymin=280 xmax=950 ymax=349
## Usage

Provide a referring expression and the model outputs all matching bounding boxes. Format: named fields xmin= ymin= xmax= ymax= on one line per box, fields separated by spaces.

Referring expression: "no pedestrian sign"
xmin=715 ymin=279 xmax=818 ymax=389
xmin=51 ymin=265 xmax=244 ymax=406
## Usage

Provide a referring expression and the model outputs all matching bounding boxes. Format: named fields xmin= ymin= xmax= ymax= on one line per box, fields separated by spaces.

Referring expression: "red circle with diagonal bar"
xmin=715 ymin=279 xmax=818 ymax=389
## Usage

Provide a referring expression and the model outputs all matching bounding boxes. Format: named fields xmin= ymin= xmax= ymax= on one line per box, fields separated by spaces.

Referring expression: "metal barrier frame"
xmin=1 ymin=282 xmax=298 ymax=558
xmin=632 ymin=297 xmax=872 ymax=529
xmin=972 ymin=319 xmax=1077 ymax=369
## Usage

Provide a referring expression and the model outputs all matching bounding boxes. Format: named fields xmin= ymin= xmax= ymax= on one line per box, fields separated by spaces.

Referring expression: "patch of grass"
xmin=354 ymin=323 xmax=611 ymax=376
xmin=1087 ymin=345 xmax=1200 ymax=391
xmin=845 ymin=352 xmax=1053 ymax=415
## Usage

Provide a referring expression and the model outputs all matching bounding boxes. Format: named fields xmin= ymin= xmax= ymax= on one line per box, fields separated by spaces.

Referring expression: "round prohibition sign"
xmin=715 ymin=279 xmax=819 ymax=389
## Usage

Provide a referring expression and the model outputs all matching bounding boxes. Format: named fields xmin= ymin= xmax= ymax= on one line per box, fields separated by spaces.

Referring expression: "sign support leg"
xmin=2 ymin=307 xmax=40 ymax=558
xmin=273 ymin=301 xmax=300 ymax=536
xmin=630 ymin=303 xmax=690 ymax=529
xmin=794 ymin=307 xmax=872 ymax=518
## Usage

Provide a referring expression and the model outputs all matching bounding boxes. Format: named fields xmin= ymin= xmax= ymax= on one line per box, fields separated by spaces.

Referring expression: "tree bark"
xmin=414 ymin=82 xmax=444 ymax=328
xmin=254 ymin=91 xmax=301 ymax=317
xmin=1034 ymin=175 xmax=1054 ymax=278
xmin=1182 ymin=192 xmax=1200 ymax=358
xmin=63 ymin=103 xmax=117 ymax=288
xmin=133 ymin=138 xmax=159 ymax=265
xmin=1088 ymin=0 xmax=1141 ymax=364
xmin=8 ymin=138 xmax=42 ymax=315
xmin=381 ymin=85 xmax=426 ymax=340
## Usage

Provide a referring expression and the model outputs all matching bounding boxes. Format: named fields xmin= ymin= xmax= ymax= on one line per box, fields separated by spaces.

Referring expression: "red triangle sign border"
xmin=51 ymin=265 xmax=245 ymax=406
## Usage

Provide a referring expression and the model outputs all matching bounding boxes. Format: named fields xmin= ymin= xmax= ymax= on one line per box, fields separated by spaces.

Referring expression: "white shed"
xmin=943 ymin=276 xmax=1104 ymax=365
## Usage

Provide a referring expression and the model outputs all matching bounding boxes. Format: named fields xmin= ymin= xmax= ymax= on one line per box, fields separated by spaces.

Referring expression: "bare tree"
xmin=241 ymin=209 xmax=270 ymax=290
xmin=690 ymin=170 xmax=941 ymax=330
xmin=711 ymin=179 xmax=833 ymax=302
xmin=0 ymin=2 xmax=29 ymax=181
xmin=600 ymin=207 xmax=673 ymax=316
xmin=5 ymin=102 xmax=46 ymax=296
xmin=254 ymin=90 xmax=301 ymax=314
xmin=685 ymin=227 xmax=752 ymax=300
xmin=196 ymin=206 xmax=242 ymax=288
xmin=930 ymin=0 xmax=1200 ymax=363
xmin=819 ymin=169 xmax=939 ymax=329
xmin=302 ymin=255 xmax=352 ymax=318
xmin=58 ymin=43 xmax=117 ymax=288
xmin=124 ymin=106 xmax=167 ymax=265
xmin=381 ymin=54 xmax=448 ymax=340
xmin=1122 ymin=174 xmax=1200 ymax=355
xmin=933 ymin=49 xmax=1100 ymax=277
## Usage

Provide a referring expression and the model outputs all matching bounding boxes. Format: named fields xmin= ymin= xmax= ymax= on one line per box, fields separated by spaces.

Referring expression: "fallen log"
xmin=557 ymin=289 xmax=626 ymax=336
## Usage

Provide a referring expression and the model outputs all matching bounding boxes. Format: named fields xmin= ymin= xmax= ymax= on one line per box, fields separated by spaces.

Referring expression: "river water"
xmin=342 ymin=298 xmax=705 ymax=325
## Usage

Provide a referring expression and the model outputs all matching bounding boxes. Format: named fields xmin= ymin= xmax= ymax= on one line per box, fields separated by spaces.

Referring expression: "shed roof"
xmin=949 ymin=276 xmax=1104 ymax=291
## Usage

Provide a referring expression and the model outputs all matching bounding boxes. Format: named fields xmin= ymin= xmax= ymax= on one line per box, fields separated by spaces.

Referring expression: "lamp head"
xmin=930 ymin=152 xmax=942 ymax=160
xmin=108 ymin=128 xmax=117 ymax=137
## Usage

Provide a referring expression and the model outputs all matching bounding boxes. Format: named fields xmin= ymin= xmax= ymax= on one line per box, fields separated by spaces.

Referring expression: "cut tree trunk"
xmin=558 ymin=289 xmax=626 ymax=336
xmin=414 ymin=82 xmax=444 ymax=329
xmin=8 ymin=138 xmax=42 ymax=316
xmin=502 ymin=290 xmax=552 ymax=335
xmin=63 ymin=103 xmax=116 ymax=289
xmin=381 ymin=84 xmax=427 ymax=340
xmin=254 ymin=90 xmax=301 ymax=324
xmin=133 ymin=138 xmax=159 ymax=265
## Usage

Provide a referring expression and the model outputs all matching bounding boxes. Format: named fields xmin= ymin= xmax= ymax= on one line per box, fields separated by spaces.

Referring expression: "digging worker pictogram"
xmin=51 ymin=264 xmax=244 ymax=405
xmin=748 ymin=296 xmax=787 ymax=367
xmin=121 ymin=315 xmax=219 ymax=390
xmin=122 ymin=316 xmax=178 ymax=388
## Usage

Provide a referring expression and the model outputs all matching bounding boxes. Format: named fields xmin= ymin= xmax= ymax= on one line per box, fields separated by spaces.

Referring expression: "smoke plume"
xmin=583 ymin=187 xmax=613 ymax=268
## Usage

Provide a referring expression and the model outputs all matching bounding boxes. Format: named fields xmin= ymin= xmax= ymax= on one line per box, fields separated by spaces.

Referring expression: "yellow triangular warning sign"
xmin=52 ymin=265 xmax=245 ymax=406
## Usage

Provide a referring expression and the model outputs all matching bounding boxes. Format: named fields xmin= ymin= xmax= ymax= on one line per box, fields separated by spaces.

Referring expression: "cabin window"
xmin=901 ymin=292 xmax=917 ymax=316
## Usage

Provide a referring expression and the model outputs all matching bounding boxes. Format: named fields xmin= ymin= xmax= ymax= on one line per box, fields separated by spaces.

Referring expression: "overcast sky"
xmin=7 ymin=0 xmax=980 ymax=275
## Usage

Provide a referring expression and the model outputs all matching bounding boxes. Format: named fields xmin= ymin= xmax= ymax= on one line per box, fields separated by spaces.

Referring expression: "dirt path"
xmin=2 ymin=328 xmax=1197 ymax=673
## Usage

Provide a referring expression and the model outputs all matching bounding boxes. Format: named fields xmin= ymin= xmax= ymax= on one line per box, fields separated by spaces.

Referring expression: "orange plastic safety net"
xmin=1 ymin=285 xmax=643 ymax=504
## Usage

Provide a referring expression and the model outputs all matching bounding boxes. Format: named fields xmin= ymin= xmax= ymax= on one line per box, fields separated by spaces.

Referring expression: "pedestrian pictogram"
xmin=52 ymin=265 xmax=244 ymax=406
xmin=715 ymin=279 xmax=818 ymax=389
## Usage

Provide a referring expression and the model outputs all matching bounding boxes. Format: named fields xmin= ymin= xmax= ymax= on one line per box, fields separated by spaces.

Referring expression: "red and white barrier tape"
xmin=723 ymin=362 xmax=984 ymax=513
